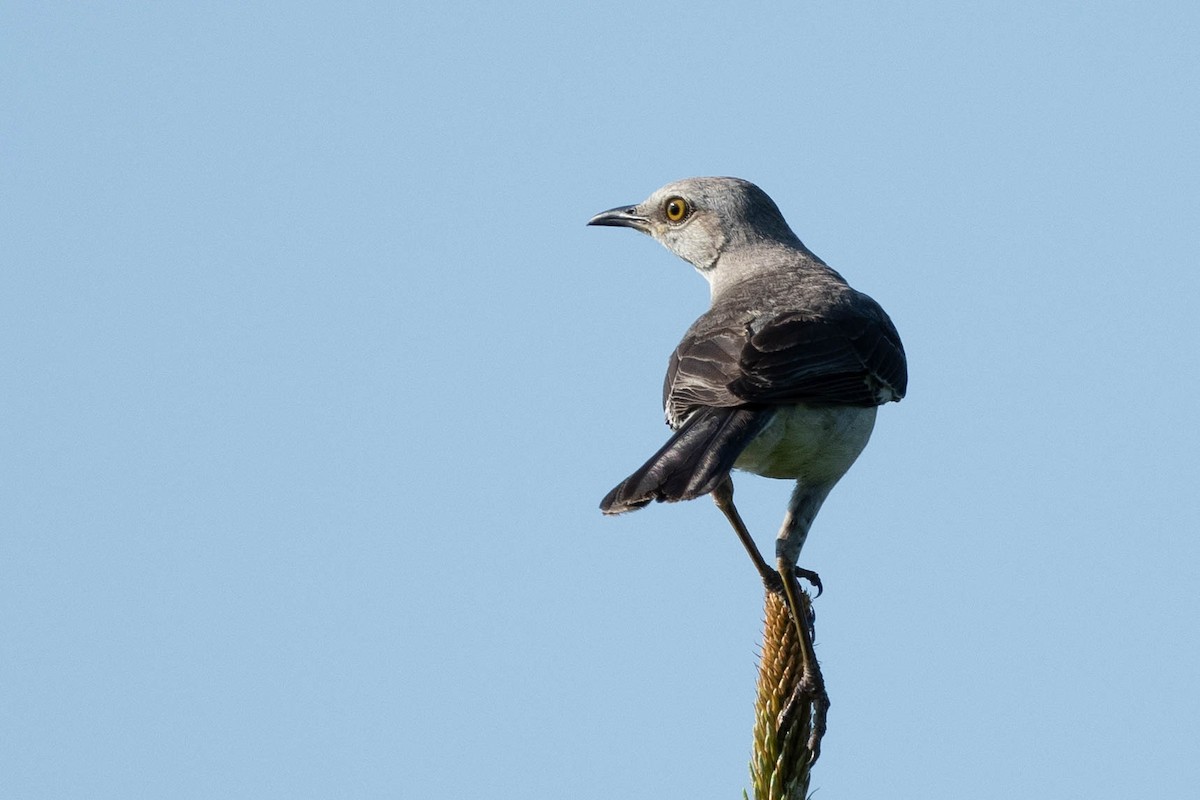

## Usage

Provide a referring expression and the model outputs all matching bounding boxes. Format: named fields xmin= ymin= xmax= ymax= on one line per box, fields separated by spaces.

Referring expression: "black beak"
xmin=587 ymin=205 xmax=649 ymax=231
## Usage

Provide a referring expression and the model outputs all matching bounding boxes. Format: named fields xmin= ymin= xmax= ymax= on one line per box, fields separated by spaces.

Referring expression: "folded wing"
xmin=665 ymin=294 xmax=907 ymax=427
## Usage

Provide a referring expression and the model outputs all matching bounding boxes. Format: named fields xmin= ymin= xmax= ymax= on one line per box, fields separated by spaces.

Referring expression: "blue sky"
xmin=3 ymin=2 xmax=1198 ymax=798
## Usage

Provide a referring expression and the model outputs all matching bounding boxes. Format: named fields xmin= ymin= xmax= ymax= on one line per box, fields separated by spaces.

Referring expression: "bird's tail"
xmin=600 ymin=407 xmax=770 ymax=514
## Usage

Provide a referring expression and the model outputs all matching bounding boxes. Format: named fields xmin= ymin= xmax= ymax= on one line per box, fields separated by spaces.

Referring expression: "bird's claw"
xmin=761 ymin=566 xmax=822 ymax=600
xmin=775 ymin=666 xmax=830 ymax=765
xmin=794 ymin=566 xmax=823 ymax=598
xmin=775 ymin=639 xmax=830 ymax=765
xmin=761 ymin=569 xmax=785 ymax=596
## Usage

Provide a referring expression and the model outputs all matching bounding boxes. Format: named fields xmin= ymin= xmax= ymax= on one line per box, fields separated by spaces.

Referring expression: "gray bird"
xmin=589 ymin=177 xmax=906 ymax=680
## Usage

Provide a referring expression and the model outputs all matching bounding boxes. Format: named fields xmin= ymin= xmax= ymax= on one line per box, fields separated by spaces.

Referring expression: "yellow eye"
xmin=664 ymin=196 xmax=690 ymax=222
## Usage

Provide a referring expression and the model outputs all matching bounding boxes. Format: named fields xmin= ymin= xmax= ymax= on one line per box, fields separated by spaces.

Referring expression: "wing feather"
xmin=664 ymin=292 xmax=907 ymax=427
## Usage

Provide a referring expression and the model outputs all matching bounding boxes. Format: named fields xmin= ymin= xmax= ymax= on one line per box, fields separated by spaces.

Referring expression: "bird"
xmin=588 ymin=177 xmax=907 ymax=741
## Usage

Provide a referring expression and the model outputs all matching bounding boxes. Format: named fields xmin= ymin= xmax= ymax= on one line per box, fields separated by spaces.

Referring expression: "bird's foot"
xmin=763 ymin=565 xmax=822 ymax=601
xmin=761 ymin=568 xmax=785 ymax=596
xmin=777 ymin=658 xmax=830 ymax=765
xmin=794 ymin=566 xmax=823 ymax=598
xmin=774 ymin=559 xmax=827 ymax=764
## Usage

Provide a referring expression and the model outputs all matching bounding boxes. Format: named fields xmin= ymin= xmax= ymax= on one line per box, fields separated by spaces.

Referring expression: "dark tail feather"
xmin=600 ymin=407 xmax=770 ymax=514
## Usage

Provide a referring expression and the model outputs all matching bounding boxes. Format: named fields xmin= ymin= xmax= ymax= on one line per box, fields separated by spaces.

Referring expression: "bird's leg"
xmin=711 ymin=476 xmax=827 ymax=759
xmin=773 ymin=481 xmax=836 ymax=763
xmin=776 ymin=557 xmax=829 ymax=763
xmin=711 ymin=476 xmax=782 ymax=593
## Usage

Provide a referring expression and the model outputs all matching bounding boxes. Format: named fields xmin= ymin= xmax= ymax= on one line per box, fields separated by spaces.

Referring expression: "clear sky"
xmin=3 ymin=2 xmax=1199 ymax=798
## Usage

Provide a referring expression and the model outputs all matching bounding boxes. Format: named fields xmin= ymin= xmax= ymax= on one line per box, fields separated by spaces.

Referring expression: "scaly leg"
xmin=774 ymin=480 xmax=836 ymax=763
xmin=776 ymin=559 xmax=829 ymax=763
xmin=711 ymin=476 xmax=781 ymax=593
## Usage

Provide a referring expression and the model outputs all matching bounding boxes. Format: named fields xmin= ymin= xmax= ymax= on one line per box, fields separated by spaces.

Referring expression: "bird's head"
xmin=587 ymin=177 xmax=801 ymax=273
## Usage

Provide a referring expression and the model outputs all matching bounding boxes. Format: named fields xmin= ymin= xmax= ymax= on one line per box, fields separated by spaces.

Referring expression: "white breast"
xmin=734 ymin=404 xmax=878 ymax=483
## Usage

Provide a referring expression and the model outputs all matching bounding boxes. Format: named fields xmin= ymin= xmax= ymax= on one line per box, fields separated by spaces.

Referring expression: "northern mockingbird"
xmin=589 ymin=177 xmax=906 ymax=709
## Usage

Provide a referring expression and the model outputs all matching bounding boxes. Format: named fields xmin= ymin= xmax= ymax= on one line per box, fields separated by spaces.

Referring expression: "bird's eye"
xmin=664 ymin=197 xmax=690 ymax=222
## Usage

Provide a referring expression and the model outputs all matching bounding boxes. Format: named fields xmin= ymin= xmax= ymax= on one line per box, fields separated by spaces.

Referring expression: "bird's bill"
xmin=587 ymin=205 xmax=649 ymax=231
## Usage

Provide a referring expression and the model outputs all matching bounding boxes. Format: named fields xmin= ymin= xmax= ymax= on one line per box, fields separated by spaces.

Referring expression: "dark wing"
xmin=665 ymin=295 xmax=907 ymax=427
